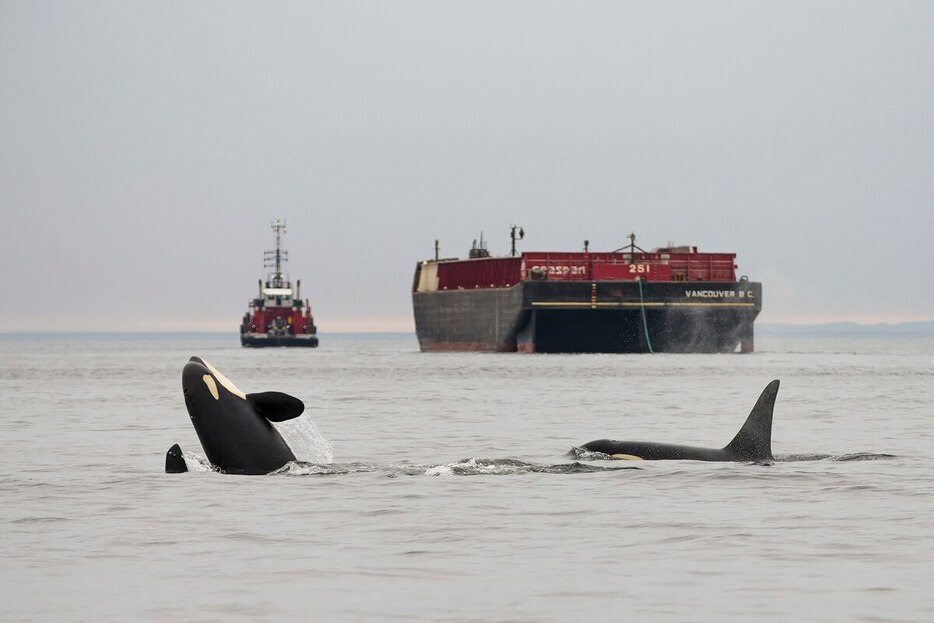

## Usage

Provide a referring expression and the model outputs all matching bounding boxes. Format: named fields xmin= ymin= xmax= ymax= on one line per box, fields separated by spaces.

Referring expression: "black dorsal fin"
xmin=246 ymin=392 xmax=305 ymax=422
xmin=722 ymin=380 xmax=779 ymax=461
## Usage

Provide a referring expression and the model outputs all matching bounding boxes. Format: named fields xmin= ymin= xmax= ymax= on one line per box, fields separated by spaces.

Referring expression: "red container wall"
xmin=430 ymin=250 xmax=737 ymax=290
xmin=667 ymin=253 xmax=736 ymax=281
xmin=592 ymin=262 xmax=672 ymax=280
xmin=436 ymin=257 xmax=523 ymax=289
xmin=521 ymin=251 xmax=735 ymax=282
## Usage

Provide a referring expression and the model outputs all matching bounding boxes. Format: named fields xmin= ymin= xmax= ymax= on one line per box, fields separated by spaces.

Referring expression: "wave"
xmin=181 ymin=447 xmax=897 ymax=474
xmin=178 ymin=454 xmax=639 ymax=477
xmin=777 ymin=452 xmax=897 ymax=462
xmin=276 ymin=457 xmax=639 ymax=477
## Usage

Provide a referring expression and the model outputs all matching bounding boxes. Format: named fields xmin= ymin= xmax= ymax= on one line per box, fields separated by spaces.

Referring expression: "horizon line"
xmin=2 ymin=319 xmax=934 ymax=336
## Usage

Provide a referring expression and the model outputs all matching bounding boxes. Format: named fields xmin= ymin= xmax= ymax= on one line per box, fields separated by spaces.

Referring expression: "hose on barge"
xmin=637 ymin=277 xmax=655 ymax=353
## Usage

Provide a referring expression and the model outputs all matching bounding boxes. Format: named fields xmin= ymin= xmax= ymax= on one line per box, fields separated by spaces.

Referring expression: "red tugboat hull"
xmin=241 ymin=334 xmax=319 ymax=348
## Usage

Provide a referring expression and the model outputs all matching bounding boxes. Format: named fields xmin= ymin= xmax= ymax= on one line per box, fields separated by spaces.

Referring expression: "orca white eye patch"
xmin=202 ymin=375 xmax=219 ymax=400
xmin=201 ymin=358 xmax=246 ymax=399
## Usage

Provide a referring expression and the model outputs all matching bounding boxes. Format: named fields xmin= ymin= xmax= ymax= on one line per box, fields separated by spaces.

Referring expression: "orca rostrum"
xmin=581 ymin=380 xmax=780 ymax=462
xmin=165 ymin=356 xmax=304 ymax=475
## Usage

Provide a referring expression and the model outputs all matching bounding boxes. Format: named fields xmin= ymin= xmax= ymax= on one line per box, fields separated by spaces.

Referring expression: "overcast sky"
xmin=2 ymin=1 xmax=932 ymax=332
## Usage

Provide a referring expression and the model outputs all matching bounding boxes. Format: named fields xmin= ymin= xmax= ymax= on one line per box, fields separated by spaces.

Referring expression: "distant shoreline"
xmin=2 ymin=322 xmax=934 ymax=338
xmin=757 ymin=321 xmax=934 ymax=336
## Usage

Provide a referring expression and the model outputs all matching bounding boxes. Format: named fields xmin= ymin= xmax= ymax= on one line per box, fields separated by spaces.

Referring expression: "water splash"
xmin=273 ymin=415 xmax=333 ymax=463
xmin=180 ymin=451 xmax=216 ymax=472
xmin=566 ymin=446 xmax=618 ymax=461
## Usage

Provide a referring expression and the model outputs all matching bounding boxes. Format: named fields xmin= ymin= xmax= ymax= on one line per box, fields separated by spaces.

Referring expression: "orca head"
xmin=182 ymin=356 xmax=249 ymax=426
xmin=181 ymin=356 xmax=304 ymax=474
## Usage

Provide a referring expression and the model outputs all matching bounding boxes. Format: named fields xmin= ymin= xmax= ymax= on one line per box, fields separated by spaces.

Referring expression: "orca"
xmin=165 ymin=356 xmax=304 ymax=475
xmin=580 ymin=380 xmax=779 ymax=462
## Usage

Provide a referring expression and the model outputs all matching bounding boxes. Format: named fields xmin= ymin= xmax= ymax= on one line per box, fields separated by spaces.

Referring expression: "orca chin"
xmin=166 ymin=356 xmax=305 ymax=475
xmin=580 ymin=380 xmax=780 ymax=462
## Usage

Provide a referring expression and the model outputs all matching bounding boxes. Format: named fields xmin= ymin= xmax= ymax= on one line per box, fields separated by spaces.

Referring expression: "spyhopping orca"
xmin=165 ymin=356 xmax=304 ymax=475
xmin=580 ymin=380 xmax=779 ymax=462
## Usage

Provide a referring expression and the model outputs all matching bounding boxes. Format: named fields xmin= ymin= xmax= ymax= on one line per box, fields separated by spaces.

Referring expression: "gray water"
xmin=1 ymin=332 xmax=932 ymax=622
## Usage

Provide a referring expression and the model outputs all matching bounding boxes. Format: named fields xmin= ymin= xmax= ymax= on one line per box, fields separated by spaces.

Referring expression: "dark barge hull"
xmin=240 ymin=333 xmax=319 ymax=348
xmin=413 ymin=280 xmax=761 ymax=353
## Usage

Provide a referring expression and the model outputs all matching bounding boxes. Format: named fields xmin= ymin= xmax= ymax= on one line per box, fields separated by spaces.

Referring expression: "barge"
xmin=412 ymin=229 xmax=761 ymax=353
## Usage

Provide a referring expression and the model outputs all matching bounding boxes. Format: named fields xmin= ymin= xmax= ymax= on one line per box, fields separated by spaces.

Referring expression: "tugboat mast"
xmin=263 ymin=218 xmax=288 ymax=288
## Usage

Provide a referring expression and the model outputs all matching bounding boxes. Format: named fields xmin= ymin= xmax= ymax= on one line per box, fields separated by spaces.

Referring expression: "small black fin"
xmin=165 ymin=443 xmax=188 ymax=473
xmin=246 ymin=392 xmax=305 ymax=422
xmin=722 ymin=380 xmax=779 ymax=461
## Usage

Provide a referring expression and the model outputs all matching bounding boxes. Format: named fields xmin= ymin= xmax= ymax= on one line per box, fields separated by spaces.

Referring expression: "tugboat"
xmin=240 ymin=219 xmax=318 ymax=347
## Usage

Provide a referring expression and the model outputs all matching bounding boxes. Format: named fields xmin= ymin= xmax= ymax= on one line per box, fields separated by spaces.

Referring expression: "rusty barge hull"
xmin=413 ymin=280 xmax=761 ymax=353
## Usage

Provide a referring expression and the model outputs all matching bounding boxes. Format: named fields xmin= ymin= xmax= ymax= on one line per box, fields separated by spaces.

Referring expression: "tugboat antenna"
xmin=263 ymin=218 xmax=289 ymax=288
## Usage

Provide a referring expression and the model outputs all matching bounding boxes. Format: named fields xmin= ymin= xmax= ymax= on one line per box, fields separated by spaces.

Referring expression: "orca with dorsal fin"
xmin=580 ymin=380 xmax=779 ymax=462
xmin=165 ymin=356 xmax=304 ymax=475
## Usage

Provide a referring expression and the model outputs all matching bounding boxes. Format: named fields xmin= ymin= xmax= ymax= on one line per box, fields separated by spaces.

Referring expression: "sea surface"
xmin=1 ymin=331 xmax=932 ymax=622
